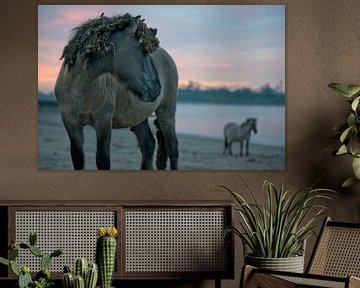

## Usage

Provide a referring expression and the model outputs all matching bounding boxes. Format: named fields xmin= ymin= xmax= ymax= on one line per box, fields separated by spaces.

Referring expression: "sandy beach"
xmin=38 ymin=105 xmax=285 ymax=170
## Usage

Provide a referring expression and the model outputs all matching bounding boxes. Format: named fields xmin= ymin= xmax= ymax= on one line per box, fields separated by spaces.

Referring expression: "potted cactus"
xmin=62 ymin=258 xmax=98 ymax=288
xmin=96 ymin=227 xmax=118 ymax=288
xmin=0 ymin=232 xmax=63 ymax=288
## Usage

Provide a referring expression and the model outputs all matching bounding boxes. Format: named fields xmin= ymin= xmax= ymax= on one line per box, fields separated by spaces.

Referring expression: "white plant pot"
xmin=245 ymin=254 xmax=305 ymax=273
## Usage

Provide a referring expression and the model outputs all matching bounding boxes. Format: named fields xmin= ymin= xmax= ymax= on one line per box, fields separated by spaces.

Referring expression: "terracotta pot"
xmin=245 ymin=254 xmax=305 ymax=273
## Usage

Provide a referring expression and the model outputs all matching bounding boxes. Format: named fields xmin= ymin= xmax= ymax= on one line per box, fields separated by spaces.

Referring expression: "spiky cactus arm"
xmin=63 ymin=265 xmax=72 ymax=273
xmin=29 ymin=232 xmax=37 ymax=246
xmin=9 ymin=246 xmax=19 ymax=260
xmin=29 ymin=246 xmax=44 ymax=257
xmin=85 ymin=263 xmax=98 ymax=288
xmin=18 ymin=267 xmax=32 ymax=288
xmin=41 ymin=254 xmax=52 ymax=270
xmin=35 ymin=268 xmax=51 ymax=281
xmin=0 ymin=257 xmax=9 ymax=266
xmin=10 ymin=260 xmax=20 ymax=276
xmin=96 ymin=227 xmax=118 ymax=288
xmin=74 ymin=258 xmax=88 ymax=280
xmin=50 ymin=248 xmax=64 ymax=258
xmin=73 ymin=275 xmax=85 ymax=288
xmin=63 ymin=272 xmax=74 ymax=288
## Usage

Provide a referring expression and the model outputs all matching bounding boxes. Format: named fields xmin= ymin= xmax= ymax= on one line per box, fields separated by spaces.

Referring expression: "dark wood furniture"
xmin=0 ymin=201 xmax=234 ymax=288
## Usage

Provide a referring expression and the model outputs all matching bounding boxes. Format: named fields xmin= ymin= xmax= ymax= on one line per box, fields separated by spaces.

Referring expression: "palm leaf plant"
xmin=328 ymin=83 xmax=360 ymax=187
xmin=220 ymin=179 xmax=335 ymax=258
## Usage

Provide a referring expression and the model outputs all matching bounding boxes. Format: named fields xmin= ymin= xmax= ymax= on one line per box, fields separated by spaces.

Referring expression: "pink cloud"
xmin=38 ymin=64 xmax=61 ymax=93
xmin=55 ymin=7 xmax=100 ymax=26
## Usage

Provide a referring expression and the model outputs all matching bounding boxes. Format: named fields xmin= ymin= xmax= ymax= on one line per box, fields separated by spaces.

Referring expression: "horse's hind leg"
xmin=229 ymin=141 xmax=233 ymax=156
xmin=154 ymin=119 xmax=167 ymax=170
xmin=155 ymin=117 xmax=178 ymax=170
xmin=94 ymin=117 xmax=112 ymax=170
xmin=131 ymin=119 xmax=155 ymax=170
xmin=223 ymin=137 xmax=228 ymax=155
xmin=61 ymin=115 xmax=84 ymax=170
xmin=240 ymin=141 xmax=243 ymax=157
xmin=245 ymin=139 xmax=249 ymax=156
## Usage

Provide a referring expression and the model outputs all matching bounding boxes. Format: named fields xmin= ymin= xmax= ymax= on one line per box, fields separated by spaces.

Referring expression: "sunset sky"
xmin=38 ymin=5 xmax=285 ymax=93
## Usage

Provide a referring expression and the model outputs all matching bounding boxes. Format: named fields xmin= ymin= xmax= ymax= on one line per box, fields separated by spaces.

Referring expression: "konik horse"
xmin=223 ymin=118 xmax=258 ymax=156
xmin=55 ymin=14 xmax=178 ymax=170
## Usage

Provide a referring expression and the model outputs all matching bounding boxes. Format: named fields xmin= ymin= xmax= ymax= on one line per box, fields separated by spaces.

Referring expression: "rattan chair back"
xmin=307 ymin=217 xmax=360 ymax=278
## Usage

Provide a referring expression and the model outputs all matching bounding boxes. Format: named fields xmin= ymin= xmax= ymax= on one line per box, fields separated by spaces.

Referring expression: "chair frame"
xmin=241 ymin=217 xmax=360 ymax=288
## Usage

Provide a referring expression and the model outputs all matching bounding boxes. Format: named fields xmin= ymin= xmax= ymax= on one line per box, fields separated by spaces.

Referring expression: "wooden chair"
xmin=241 ymin=217 xmax=360 ymax=288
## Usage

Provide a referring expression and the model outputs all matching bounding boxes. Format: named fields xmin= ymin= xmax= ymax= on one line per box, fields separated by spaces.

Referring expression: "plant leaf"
xmin=352 ymin=157 xmax=360 ymax=179
xmin=347 ymin=85 xmax=360 ymax=97
xmin=336 ymin=145 xmax=348 ymax=155
xmin=342 ymin=177 xmax=360 ymax=187
xmin=347 ymin=114 xmax=357 ymax=129
xmin=340 ymin=126 xmax=353 ymax=143
xmin=328 ymin=83 xmax=350 ymax=97
xmin=351 ymin=96 xmax=360 ymax=111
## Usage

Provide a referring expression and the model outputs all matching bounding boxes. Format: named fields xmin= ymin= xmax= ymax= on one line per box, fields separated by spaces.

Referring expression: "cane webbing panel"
xmin=309 ymin=226 xmax=360 ymax=277
xmin=125 ymin=210 xmax=227 ymax=273
xmin=249 ymin=272 xmax=297 ymax=288
xmin=15 ymin=211 xmax=115 ymax=272
xmin=277 ymin=275 xmax=345 ymax=288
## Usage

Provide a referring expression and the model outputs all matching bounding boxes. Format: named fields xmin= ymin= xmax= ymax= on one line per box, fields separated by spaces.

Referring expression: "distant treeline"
xmin=178 ymin=84 xmax=285 ymax=105
xmin=38 ymin=84 xmax=285 ymax=106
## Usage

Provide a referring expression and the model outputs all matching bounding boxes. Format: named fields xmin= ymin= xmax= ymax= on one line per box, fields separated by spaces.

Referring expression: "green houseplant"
xmin=0 ymin=232 xmax=63 ymax=288
xmin=328 ymin=83 xmax=360 ymax=187
xmin=220 ymin=179 xmax=334 ymax=272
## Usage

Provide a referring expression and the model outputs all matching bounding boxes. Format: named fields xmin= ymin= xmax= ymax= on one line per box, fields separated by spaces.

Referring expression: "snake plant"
xmin=220 ymin=178 xmax=335 ymax=258
xmin=328 ymin=83 xmax=360 ymax=187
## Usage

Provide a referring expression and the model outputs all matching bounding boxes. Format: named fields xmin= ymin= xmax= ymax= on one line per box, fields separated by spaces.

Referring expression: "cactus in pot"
xmin=85 ymin=262 xmax=98 ymax=288
xmin=96 ymin=227 xmax=118 ymax=288
xmin=74 ymin=258 xmax=88 ymax=280
xmin=62 ymin=260 xmax=98 ymax=288
xmin=0 ymin=232 xmax=63 ymax=288
xmin=62 ymin=266 xmax=74 ymax=288
xmin=73 ymin=275 xmax=85 ymax=288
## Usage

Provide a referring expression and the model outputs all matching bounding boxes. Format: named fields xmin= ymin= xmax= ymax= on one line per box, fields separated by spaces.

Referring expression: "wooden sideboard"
xmin=0 ymin=201 xmax=234 ymax=288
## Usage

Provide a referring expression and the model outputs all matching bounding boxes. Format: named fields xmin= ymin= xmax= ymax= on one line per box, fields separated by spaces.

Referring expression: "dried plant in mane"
xmin=60 ymin=13 xmax=160 ymax=68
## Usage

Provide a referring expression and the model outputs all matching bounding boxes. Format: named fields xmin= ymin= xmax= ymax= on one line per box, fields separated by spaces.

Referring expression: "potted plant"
xmin=0 ymin=232 xmax=64 ymax=288
xmin=220 ymin=179 xmax=334 ymax=273
xmin=62 ymin=258 xmax=98 ymax=288
xmin=328 ymin=83 xmax=360 ymax=187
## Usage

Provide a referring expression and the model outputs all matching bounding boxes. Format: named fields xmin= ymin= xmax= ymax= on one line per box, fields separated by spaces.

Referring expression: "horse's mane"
xmin=60 ymin=13 xmax=159 ymax=68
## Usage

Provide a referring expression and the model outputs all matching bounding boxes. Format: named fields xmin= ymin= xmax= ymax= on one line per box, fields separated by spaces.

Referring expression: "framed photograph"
xmin=38 ymin=5 xmax=285 ymax=170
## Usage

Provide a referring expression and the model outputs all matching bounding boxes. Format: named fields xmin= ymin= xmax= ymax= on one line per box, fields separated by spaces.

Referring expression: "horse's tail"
xmin=154 ymin=119 xmax=168 ymax=169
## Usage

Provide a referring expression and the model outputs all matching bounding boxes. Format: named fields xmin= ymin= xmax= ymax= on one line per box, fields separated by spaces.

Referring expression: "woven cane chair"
xmin=241 ymin=217 xmax=360 ymax=288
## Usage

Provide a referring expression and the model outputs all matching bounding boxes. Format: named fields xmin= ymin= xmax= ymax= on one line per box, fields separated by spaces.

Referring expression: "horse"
xmin=55 ymin=13 xmax=178 ymax=170
xmin=223 ymin=118 xmax=257 ymax=156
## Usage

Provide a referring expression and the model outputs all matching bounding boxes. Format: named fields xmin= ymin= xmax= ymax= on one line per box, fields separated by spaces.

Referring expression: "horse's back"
xmin=224 ymin=122 xmax=240 ymax=137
